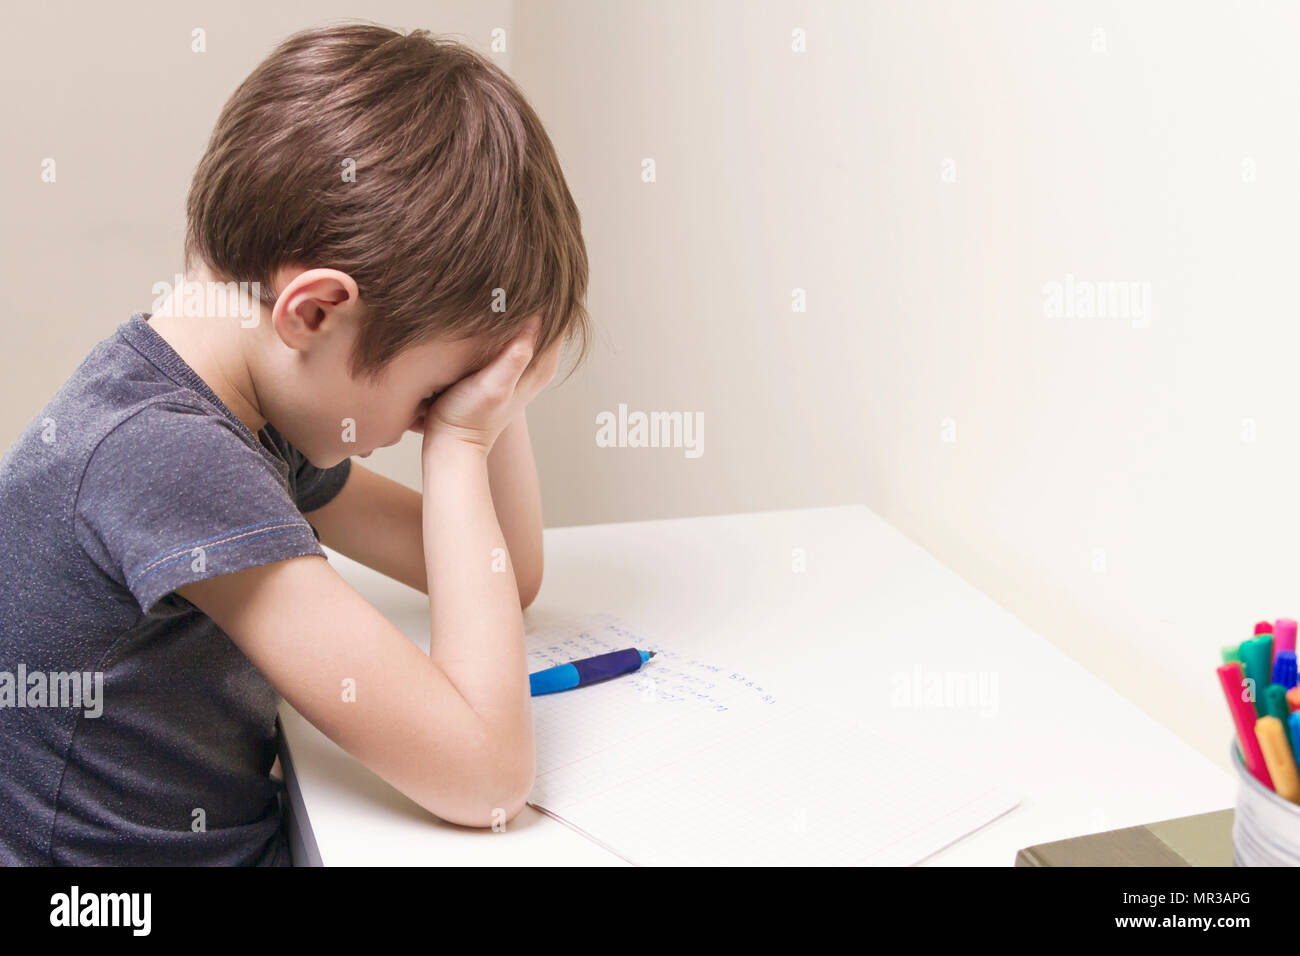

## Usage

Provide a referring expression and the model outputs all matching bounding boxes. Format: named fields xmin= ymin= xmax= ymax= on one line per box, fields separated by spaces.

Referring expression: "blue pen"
xmin=529 ymin=647 xmax=655 ymax=696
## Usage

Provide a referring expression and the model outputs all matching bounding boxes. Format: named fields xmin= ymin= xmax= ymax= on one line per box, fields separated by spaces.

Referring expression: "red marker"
xmin=1218 ymin=661 xmax=1273 ymax=788
xmin=1254 ymin=620 xmax=1273 ymax=636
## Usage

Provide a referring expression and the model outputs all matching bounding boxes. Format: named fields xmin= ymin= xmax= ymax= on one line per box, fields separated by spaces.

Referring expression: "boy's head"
xmin=182 ymin=23 xmax=590 ymax=466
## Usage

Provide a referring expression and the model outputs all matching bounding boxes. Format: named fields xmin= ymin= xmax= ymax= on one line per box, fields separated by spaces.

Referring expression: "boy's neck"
xmin=147 ymin=270 xmax=269 ymax=436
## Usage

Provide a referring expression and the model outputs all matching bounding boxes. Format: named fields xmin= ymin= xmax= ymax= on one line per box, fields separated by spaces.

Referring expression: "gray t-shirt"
xmin=0 ymin=312 xmax=351 ymax=865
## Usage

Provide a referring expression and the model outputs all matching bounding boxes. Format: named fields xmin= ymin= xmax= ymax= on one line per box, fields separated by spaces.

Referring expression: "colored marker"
xmin=1264 ymin=684 xmax=1295 ymax=755
xmin=1218 ymin=661 xmax=1273 ymax=789
xmin=1275 ymin=619 xmax=1297 ymax=668
xmin=1255 ymin=620 xmax=1274 ymax=636
xmin=1272 ymin=650 xmax=1297 ymax=690
xmin=1288 ymin=686 xmax=1300 ymax=713
xmin=529 ymin=648 xmax=655 ymax=696
xmin=1221 ymin=645 xmax=1241 ymax=665
xmin=1239 ymin=635 xmax=1274 ymax=717
xmin=1255 ymin=716 xmax=1300 ymax=803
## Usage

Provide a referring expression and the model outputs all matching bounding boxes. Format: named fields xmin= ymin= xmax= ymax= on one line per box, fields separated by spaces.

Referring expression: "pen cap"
xmin=1256 ymin=621 xmax=1275 ymax=636
xmin=571 ymin=647 xmax=647 ymax=686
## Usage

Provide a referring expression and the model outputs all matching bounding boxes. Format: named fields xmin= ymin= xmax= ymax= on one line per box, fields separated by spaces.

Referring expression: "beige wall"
xmin=4 ymin=0 xmax=1297 ymax=773
xmin=0 ymin=0 xmax=512 ymax=454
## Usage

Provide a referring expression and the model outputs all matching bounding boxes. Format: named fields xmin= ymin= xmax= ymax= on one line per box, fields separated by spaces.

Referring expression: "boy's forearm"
xmin=486 ymin=411 xmax=544 ymax=605
xmin=309 ymin=413 xmax=542 ymax=606
xmin=423 ymin=436 xmax=534 ymax=758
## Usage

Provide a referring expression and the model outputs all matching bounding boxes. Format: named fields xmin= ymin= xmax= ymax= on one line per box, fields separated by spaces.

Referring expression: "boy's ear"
xmin=269 ymin=267 xmax=362 ymax=352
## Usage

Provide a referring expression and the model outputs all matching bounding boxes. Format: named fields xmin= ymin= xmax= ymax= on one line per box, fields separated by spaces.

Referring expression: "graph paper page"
xmin=526 ymin=613 xmax=1019 ymax=866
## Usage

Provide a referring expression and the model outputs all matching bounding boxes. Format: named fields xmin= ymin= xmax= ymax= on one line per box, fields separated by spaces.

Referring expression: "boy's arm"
xmin=177 ymin=435 xmax=535 ymax=827
xmin=306 ymin=411 xmax=543 ymax=607
xmin=483 ymin=410 xmax=544 ymax=605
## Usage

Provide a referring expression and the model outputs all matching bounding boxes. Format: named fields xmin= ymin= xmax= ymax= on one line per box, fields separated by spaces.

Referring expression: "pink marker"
xmin=1254 ymin=620 xmax=1273 ymax=636
xmin=1218 ymin=661 xmax=1273 ymax=789
xmin=1274 ymin=619 xmax=1297 ymax=669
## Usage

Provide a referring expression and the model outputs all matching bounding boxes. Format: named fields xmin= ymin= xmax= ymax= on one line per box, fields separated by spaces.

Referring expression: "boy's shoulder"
xmin=6 ymin=314 xmax=249 ymax=474
xmin=0 ymin=313 xmax=349 ymax=615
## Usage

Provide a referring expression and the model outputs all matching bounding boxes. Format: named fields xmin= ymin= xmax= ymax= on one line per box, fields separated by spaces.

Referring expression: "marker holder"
xmin=1231 ymin=741 xmax=1300 ymax=866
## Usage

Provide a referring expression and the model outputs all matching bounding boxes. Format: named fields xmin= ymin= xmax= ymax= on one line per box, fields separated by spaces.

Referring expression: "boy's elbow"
xmin=496 ymin=775 xmax=534 ymax=826
xmin=519 ymin=563 xmax=542 ymax=610
xmin=519 ymin=582 xmax=540 ymax=611
xmin=452 ymin=767 xmax=535 ymax=829
xmin=428 ymin=743 xmax=535 ymax=829
xmin=494 ymin=747 xmax=537 ymax=825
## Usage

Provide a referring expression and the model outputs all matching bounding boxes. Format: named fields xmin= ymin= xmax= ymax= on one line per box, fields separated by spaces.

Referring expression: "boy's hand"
xmin=419 ymin=317 xmax=561 ymax=456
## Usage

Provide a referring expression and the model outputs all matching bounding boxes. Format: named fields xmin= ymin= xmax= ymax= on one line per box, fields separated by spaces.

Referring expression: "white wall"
xmin=510 ymin=0 xmax=1300 ymax=771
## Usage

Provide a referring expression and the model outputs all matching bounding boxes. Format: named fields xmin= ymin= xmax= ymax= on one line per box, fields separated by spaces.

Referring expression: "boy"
xmin=0 ymin=23 xmax=590 ymax=865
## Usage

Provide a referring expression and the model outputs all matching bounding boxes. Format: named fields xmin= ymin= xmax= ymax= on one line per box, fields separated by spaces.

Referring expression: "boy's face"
xmin=254 ymin=267 xmax=511 ymax=468
xmin=269 ymin=325 xmax=493 ymax=469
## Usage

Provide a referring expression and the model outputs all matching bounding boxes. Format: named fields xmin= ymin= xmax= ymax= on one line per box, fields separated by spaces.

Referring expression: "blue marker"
xmin=1272 ymin=650 xmax=1297 ymax=689
xmin=529 ymin=648 xmax=655 ymax=696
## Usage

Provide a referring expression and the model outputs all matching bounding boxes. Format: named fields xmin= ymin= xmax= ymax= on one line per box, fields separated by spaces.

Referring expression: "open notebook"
xmin=526 ymin=613 xmax=1019 ymax=866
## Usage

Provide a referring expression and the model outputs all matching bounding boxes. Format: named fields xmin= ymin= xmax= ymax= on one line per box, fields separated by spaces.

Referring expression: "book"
xmin=527 ymin=612 xmax=1020 ymax=865
xmin=1015 ymin=809 xmax=1233 ymax=866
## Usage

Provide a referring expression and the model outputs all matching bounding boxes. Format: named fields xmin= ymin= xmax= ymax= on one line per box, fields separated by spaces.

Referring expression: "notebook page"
xmin=526 ymin=613 xmax=1019 ymax=866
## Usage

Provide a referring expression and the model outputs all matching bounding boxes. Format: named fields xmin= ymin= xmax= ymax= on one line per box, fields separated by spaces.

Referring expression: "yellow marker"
xmin=1255 ymin=716 xmax=1300 ymax=804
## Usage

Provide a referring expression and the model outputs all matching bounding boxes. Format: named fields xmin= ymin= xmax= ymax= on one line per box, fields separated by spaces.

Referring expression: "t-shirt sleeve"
xmin=74 ymin=403 xmax=330 ymax=614
xmin=261 ymin=422 xmax=352 ymax=513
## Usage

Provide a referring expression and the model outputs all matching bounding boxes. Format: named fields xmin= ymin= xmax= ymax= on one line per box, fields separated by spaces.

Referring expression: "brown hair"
xmin=185 ymin=21 xmax=590 ymax=381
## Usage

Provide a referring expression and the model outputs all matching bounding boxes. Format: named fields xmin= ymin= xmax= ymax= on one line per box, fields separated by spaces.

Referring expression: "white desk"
xmin=278 ymin=504 xmax=1234 ymax=866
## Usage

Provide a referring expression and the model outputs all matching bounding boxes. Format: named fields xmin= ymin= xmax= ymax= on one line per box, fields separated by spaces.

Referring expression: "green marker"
xmin=1221 ymin=645 xmax=1241 ymax=665
xmin=1239 ymin=636 xmax=1273 ymax=717
xmin=1264 ymin=683 xmax=1295 ymax=754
